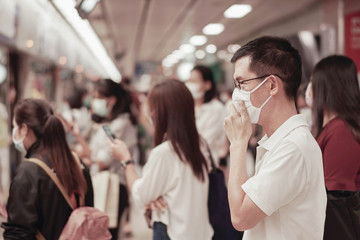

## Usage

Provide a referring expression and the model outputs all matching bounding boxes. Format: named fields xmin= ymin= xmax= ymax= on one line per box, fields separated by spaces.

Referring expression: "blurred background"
xmin=0 ymin=0 xmax=360 ymax=239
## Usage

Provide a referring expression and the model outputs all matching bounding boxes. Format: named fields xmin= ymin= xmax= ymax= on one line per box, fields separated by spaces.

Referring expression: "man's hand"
xmin=224 ymin=101 xmax=252 ymax=146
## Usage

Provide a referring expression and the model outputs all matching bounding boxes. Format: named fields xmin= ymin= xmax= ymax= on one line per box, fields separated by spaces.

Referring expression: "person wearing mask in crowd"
xmin=224 ymin=36 xmax=326 ymax=239
xmin=1 ymin=98 xmax=93 ymax=239
xmin=73 ymin=78 xmax=138 ymax=239
xmin=61 ymin=86 xmax=92 ymax=149
xmin=110 ymin=79 xmax=213 ymax=240
xmin=307 ymin=55 xmax=360 ymax=239
xmin=185 ymin=65 xmax=227 ymax=166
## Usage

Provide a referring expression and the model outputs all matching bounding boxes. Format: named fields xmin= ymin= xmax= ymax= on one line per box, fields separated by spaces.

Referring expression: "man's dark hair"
xmin=231 ymin=36 xmax=302 ymax=100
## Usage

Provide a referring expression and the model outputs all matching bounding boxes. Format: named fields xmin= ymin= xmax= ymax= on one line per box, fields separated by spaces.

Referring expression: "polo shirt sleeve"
xmin=242 ymin=140 xmax=307 ymax=216
xmin=132 ymin=147 xmax=174 ymax=209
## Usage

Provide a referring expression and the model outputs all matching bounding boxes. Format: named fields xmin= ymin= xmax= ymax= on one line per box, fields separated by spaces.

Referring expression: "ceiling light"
xmin=224 ymin=4 xmax=252 ymax=18
xmin=195 ymin=50 xmax=205 ymax=59
xmin=177 ymin=62 xmax=194 ymax=81
xmin=58 ymin=56 xmax=68 ymax=65
xmin=206 ymin=44 xmax=217 ymax=54
xmin=25 ymin=39 xmax=34 ymax=48
xmin=172 ymin=50 xmax=185 ymax=59
xmin=227 ymin=44 xmax=241 ymax=53
xmin=189 ymin=35 xmax=207 ymax=46
xmin=217 ymin=50 xmax=227 ymax=59
xmin=180 ymin=44 xmax=195 ymax=53
xmin=53 ymin=0 xmax=120 ymax=81
xmin=202 ymin=23 xmax=224 ymax=35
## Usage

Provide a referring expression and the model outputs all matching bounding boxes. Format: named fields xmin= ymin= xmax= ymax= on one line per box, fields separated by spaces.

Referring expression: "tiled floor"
xmin=120 ymin=197 xmax=152 ymax=240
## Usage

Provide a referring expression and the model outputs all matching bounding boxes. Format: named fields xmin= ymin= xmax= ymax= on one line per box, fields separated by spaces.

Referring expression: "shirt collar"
xmin=258 ymin=114 xmax=308 ymax=151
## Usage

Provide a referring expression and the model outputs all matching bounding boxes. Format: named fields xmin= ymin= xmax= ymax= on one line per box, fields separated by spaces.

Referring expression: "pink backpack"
xmin=28 ymin=158 xmax=112 ymax=240
xmin=59 ymin=207 xmax=111 ymax=240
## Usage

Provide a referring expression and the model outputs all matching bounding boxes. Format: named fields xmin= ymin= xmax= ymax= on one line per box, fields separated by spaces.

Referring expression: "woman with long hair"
xmin=110 ymin=79 xmax=213 ymax=239
xmin=73 ymin=78 xmax=138 ymax=239
xmin=1 ymin=98 xmax=93 ymax=239
xmin=185 ymin=65 xmax=227 ymax=166
xmin=307 ymin=55 xmax=360 ymax=239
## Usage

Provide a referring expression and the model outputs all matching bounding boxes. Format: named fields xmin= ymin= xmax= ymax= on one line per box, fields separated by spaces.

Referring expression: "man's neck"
xmin=261 ymin=101 xmax=298 ymax=137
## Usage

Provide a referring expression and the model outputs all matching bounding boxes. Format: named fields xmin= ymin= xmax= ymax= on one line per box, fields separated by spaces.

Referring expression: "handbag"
xmin=91 ymin=171 xmax=120 ymax=228
xmin=323 ymin=188 xmax=360 ymax=240
xmin=207 ymin=145 xmax=243 ymax=240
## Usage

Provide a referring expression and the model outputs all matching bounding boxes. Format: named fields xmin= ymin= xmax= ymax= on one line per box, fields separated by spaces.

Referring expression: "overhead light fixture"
xmin=25 ymin=39 xmax=34 ymax=48
xmin=58 ymin=56 xmax=68 ymax=65
xmin=224 ymin=4 xmax=252 ymax=18
xmin=227 ymin=44 xmax=241 ymax=53
xmin=180 ymin=44 xmax=195 ymax=54
xmin=202 ymin=23 xmax=224 ymax=35
xmin=53 ymin=0 xmax=120 ymax=81
xmin=189 ymin=35 xmax=207 ymax=46
xmin=76 ymin=0 xmax=100 ymax=19
xmin=195 ymin=50 xmax=206 ymax=59
xmin=172 ymin=50 xmax=185 ymax=59
xmin=206 ymin=44 xmax=217 ymax=54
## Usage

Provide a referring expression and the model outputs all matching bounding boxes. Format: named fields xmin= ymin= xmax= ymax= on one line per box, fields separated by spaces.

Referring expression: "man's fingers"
xmin=237 ymin=101 xmax=249 ymax=120
xmin=229 ymin=102 xmax=238 ymax=115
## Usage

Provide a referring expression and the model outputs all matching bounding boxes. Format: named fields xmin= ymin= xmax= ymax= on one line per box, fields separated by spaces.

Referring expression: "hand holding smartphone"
xmin=102 ymin=125 xmax=116 ymax=142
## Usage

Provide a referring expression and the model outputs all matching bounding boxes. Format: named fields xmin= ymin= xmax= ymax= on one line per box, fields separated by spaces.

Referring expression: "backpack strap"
xmin=27 ymin=158 xmax=74 ymax=210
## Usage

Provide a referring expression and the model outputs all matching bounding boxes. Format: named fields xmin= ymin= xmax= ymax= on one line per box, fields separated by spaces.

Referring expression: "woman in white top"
xmin=110 ymin=79 xmax=213 ymax=240
xmin=185 ymin=65 xmax=227 ymax=166
xmin=72 ymin=79 xmax=138 ymax=239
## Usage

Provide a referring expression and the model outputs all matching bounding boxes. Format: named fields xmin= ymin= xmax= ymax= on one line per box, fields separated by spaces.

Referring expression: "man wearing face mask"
xmin=224 ymin=36 xmax=326 ymax=240
xmin=185 ymin=65 xmax=227 ymax=167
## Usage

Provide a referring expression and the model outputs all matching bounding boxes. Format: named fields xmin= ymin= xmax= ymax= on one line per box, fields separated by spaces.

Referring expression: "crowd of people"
xmin=1 ymin=36 xmax=360 ymax=240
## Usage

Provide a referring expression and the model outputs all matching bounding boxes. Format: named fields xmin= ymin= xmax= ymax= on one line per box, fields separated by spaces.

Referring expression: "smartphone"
xmin=102 ymin=125 xmax=116 ymax=142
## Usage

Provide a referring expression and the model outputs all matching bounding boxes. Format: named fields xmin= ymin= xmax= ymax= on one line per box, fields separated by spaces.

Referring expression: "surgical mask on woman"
xmin=232 ymin=76 xmax=272 ymax=124
xmin=12 ymin=127 xmax=26 ymax=153
xmin=185 ymin=82 xmax=204 ymax=100
xmin=305 ymin=82 xmax=313 ymax=107
xmin=92 ymin=98 xmax=110 ymax=117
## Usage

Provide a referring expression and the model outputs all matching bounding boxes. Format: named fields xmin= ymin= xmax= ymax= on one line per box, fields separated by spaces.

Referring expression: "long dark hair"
xmin=94 ymin=79 xmax=137 ymax=124
xmin=14 ymin=98 xmax=87 ymax=196
xmin=192 ymin=65 xmax=217 ymax=103
xmin=311 ymin=55 xmax=360 ymax=142
xmin=148 ymin=79 xmax=208 ymax=181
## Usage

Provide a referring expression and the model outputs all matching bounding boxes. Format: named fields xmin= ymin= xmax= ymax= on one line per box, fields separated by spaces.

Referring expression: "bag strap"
xmin=27 ymin=158 xmax=74 ymax=210
xmin=204 ymin=140 xmax=217 ymax=170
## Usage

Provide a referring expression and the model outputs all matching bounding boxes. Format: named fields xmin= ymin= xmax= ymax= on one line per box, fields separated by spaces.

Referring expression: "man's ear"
xmin=269 ymin=75 xmax=280 ymax=96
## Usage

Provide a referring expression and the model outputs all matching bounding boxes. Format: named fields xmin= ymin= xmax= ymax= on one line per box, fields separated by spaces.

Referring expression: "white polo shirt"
xmin=242 ymin=114 xmax=327 ymax=240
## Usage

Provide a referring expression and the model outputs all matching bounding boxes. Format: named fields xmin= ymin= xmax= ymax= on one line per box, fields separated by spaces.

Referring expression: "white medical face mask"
xmin=12 ymin=127 xmax=27 ymax=153
xmin=232 ymin=76 xmax=272 ymax=124
xmin=185 ymin=82 xmax=204 ymax=100
xmin=92 ymin=98 xmax=110 ymax=117
xmin=143 ymin=104 xmax=154 ymax=126
xmin=305 ymin=82 xmax=313 ymax=107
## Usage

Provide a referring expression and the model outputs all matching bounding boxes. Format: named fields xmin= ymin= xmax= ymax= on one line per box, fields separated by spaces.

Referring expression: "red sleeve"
xmin=317 ymin=119 xmax=360 ymax=191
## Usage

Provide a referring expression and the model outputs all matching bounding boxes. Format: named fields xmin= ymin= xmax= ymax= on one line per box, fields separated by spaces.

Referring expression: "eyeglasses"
xmin=233 ymin=74 xmax=283 ymax=90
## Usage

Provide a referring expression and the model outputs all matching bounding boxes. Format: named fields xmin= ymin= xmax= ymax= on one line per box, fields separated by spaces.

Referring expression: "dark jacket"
xmin=1 ymin=147 xmax=94 ymax=240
